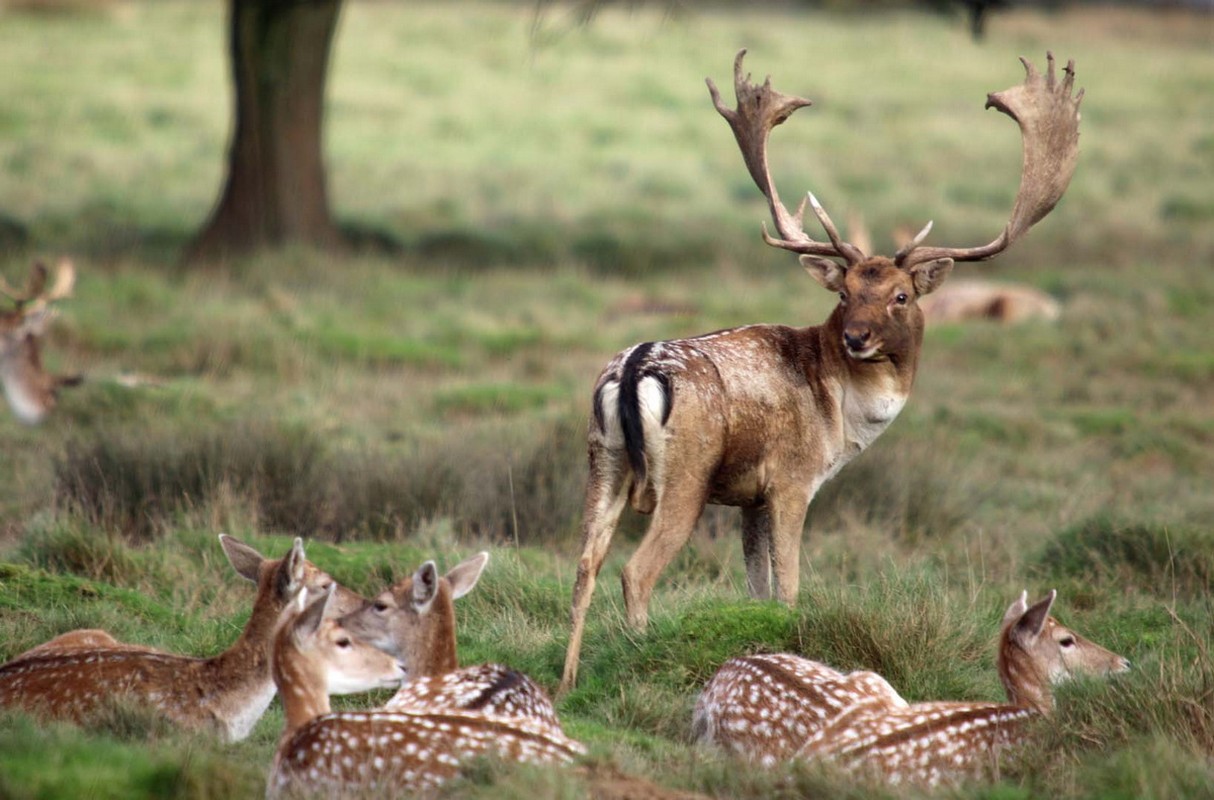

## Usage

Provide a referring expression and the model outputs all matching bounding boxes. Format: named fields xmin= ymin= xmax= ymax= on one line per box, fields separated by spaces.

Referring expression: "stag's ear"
xmin=907 ymin=257 xmax=953 ymax=298
xmin=801 ymin=255 xmax=848 ymax=293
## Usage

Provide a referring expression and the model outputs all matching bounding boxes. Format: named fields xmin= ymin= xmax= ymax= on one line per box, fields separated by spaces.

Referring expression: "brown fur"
xmin=693 ymin=591 xmax=1129 ymax=786
xmin=340 ymin=553 xmax=566 ymax=732
xmin=0 ymin=536 xmax=361 ymax=741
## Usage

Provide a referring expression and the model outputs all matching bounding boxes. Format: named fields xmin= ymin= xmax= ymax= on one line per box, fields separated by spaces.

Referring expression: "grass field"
xmin=1 ymin=1 xmax=1212 ymax=798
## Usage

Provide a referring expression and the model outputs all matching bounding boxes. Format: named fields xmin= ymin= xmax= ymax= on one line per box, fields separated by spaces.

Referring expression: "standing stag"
xmin=693 ymin=590 xmax=1128 ymax=785
xmin=0 ymin=260 xmax=81 ymax=424
xmin=560 ymin=51 xmax=1083 ymax=691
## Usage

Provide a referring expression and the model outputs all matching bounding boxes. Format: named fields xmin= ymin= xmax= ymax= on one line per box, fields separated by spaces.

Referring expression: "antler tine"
xmin=44 ymin=259 xmax=76 ymax=303
xmin=892 ymin=220 xmax=934 ymax=261
xmin=0 ymin=262 xmax=48 ymax=305
xmin=708 ymin=50 xmax=864 ymax=266
xmin=899 ymin=53 xmax=1083 ymax=269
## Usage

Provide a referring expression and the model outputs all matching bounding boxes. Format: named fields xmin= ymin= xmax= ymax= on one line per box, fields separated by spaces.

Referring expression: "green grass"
xmin=1 ymin=0 xmax=1213 ymax=797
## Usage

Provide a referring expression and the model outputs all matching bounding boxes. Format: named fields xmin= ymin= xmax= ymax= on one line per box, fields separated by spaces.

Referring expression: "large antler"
xmin=707 ymin=50 xmax=866 ymax=266
xmin=897 ymin=53 xmax=1083 ymax=269
xmin=0 ymin=260 xmax=74 ymax=310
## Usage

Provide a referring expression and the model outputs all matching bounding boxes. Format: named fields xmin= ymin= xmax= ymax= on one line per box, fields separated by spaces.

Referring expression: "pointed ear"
xmin=411 ymin=561 xmax=439 ymax=614
xmin=907 ymin=257 xmax=953 ymax=298
xmin=292 ymin=585 xmax=332 ymax=643
xmin=277 ymin=538 xmax=308 ymax=597
xmin=446 ymin=552 xmax=489 ymax=600
xmin=800 ymin=255 xmax=848 ymax=293
xmin=219 ymin=534 xmax=264 ymax=583
xmin=1013 ymin=589 xmax=1056 ymax=644
xmin=1002 ymin=590 xmax=1029 ymax=628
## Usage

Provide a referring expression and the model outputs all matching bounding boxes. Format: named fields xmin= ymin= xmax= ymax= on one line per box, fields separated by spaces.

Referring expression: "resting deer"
xmin=0 ymin=535 xmax=363 ymax=741
xmin=339 ymin=552 xmax=565 ymax=734
xmin=694 ymin=590 xmax=1129 ymax=786
xmin=267 ymin=585 xmax=405 ymax=790
xmin=269 ymin=562 xmax=584 ymax=797
xmin=559 ymin=51 xmax=1084 ymax=692
xmin=0 ymin=260 xmax=81 ymax=424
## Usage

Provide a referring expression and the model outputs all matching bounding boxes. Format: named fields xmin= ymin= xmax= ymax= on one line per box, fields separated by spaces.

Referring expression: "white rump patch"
xmin=596 ymin=380 xmax=623 ymax=447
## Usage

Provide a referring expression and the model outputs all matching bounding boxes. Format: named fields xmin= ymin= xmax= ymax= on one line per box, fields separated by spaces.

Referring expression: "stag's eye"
xmin=1059 ymin=635 xmax=1076 ymax=649
xmin=336 ymin=638 xmax=352 ymax=649
xmin=838 ymin=291 xmax=848 ymax=304
xmin=895 ymin=293 xmax=909 ymax=305
xmin=373 ymin=601 xmax=389 ymax=613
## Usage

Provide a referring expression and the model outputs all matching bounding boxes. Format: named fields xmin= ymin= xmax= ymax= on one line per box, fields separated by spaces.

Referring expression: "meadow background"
xmin=0 ymin=1 xmax=1212 ymax=797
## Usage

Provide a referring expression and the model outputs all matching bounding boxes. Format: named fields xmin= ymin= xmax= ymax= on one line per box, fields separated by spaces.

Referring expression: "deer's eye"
xmin=1059 ymin=635 xmax=1076 ymax=649
xmin=336 ymin=638 xmax=352 ymax=649
xmin=895 ymin=293 xmax=909 ymax=305
xmin=838 ymin=292 xmax=848 ymax=303
xmin=373 ymin=601 xmax=389 ymax=613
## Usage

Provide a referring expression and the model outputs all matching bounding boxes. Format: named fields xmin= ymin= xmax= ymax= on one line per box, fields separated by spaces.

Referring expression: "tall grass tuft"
xmin=50 ymin=414 xmax=590 ymax=544
xmin=1034 ymin=517 xmax=1214 ymax=602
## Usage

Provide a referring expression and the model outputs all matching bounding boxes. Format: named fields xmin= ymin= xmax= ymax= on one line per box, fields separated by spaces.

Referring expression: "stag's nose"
xmin=843 ymin=328 xmax=871 ymax=352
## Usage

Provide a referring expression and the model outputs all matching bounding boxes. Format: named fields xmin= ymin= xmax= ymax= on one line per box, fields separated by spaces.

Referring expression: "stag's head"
xmin=708 ymin=50 xmax=1082 ymax=360
xmin=0 ymin=260 xmax=80 ymax=424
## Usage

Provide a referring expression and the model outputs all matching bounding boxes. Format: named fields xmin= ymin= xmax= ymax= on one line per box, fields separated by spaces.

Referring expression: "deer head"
xmin=706 ymin=50 xmax=1081 ymax=360
xmin=997 ymin=589 xmax=1130 ymax=714
xmin=272 ymin=585 xmax=405 ymax=736
xmin=0 ymin=260 xmax=81 ymax=424
xmin=338 ymin=552 xmax=489 ymax=678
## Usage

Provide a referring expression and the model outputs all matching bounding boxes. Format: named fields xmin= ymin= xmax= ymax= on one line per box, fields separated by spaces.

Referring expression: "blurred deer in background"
xmin=694 ymin=590 xmax=1128 ymax=785
xmin=0 ymin=260 xmax=81 ymax=424
xmin=560 ymin=52 xmax=1084 ymax=692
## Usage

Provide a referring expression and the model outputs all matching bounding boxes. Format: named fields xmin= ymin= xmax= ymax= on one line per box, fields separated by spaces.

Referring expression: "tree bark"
xmin=187 ymin=0 xmax=344 ymax=263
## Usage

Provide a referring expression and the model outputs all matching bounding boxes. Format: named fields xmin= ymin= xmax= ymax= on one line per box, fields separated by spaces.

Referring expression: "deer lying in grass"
xmin=919 ymin=280 xmax=1061 ymax=324
xmin=339 ymin=552 xmax=565 ymax=734
xmin=269 ymin=559 xmax=584 ymax=797
xmin=693 ymin=590 xmax=1129 ymax=786
xmin=0 ymin=535 xmax=362 ymax=741
xmin=560 ymin=51 xmax=1084 ymax=692
xmin=0 ymin=260 xmax=81 ymax=424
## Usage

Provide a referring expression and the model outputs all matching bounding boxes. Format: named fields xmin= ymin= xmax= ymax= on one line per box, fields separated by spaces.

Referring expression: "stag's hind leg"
xmin=560 ymin=449 xmax=630 ymax=694
xmin=619 ymin=479 xmax=708 ymax=629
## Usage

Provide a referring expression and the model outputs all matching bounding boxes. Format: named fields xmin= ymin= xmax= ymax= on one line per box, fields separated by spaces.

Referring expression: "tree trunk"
xmin=187 ymin=0 xmax=344 ymax=263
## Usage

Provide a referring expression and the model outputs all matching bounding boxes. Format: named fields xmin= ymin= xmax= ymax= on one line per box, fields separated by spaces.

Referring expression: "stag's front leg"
xmin=741 ymin=506 xmax=774 ymax=600
xmin=767 ymin=487 xmax=813 ymax=606
xmin=620 ymin=480 xmax=708 ymax=629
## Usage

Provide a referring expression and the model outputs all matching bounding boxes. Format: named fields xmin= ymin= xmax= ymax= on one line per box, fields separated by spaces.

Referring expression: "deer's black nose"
xmin=843 ymin=329 xmax=871 ymax=352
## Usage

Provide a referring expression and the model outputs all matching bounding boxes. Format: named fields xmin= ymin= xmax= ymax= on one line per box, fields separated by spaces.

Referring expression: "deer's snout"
xmin=843 ymin=327 xmax=872 ymax=353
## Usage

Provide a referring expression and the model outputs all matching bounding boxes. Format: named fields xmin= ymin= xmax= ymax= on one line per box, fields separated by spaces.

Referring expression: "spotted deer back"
xmin=269 ymin=708 xmax=585 ymax=797
xmin=797 ymin=699 xmax=1034 ymax=786
xmin=692 ymin=653 xmax=908 ymax=765
xmin=382 ymin=663 xmax=562 ymax=731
